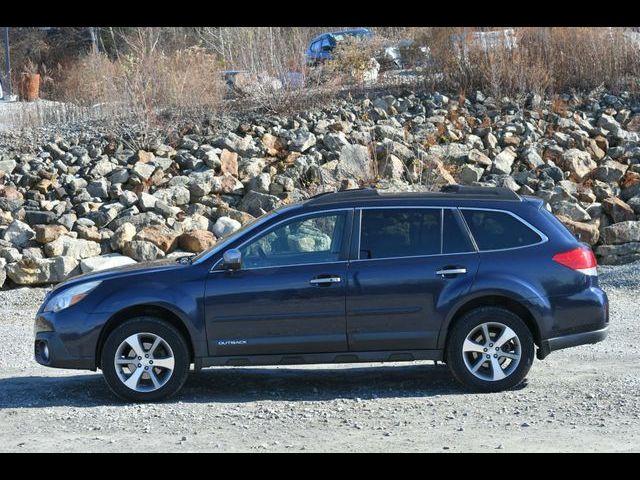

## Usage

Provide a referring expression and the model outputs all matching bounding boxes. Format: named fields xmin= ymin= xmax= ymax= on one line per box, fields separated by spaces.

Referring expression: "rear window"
xmin=461 ymin=209 xmax=542 ymax=251
xmin=360 ymin=209 xmax=441 ymax=259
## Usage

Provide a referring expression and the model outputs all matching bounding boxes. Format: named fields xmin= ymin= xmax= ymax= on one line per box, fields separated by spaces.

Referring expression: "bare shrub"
xmin=325 ymin=35 xmax=386 ymax=87
xmin=55 ymin=52 xmax=123 ymax=105
xmin=50 ymin=37 xmax=226 ymax=147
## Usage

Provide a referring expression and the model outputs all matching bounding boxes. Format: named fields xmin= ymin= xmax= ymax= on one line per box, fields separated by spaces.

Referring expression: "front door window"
xmin=240 ymin=212 xmax=347 ymax=269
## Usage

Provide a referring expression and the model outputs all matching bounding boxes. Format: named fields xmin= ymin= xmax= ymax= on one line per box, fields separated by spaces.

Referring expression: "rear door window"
xmin=359 ymin=208 xmax=441 ymax=260
xmin=443 ymin=209 xmax=475 ymax=254
xmin=461 ymin=209 xmax=542 ymax=251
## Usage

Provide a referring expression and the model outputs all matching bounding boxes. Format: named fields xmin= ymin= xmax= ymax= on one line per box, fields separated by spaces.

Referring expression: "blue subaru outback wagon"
xmin=34 ymin=186 xmax=609 ymax=401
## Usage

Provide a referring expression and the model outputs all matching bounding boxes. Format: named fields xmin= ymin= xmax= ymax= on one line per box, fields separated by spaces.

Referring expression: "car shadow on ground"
xmin=0 ymin=363 xmax=527 ymax=408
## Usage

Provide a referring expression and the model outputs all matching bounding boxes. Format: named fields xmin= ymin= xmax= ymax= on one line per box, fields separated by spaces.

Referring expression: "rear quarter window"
xmin=539 ymin=207 xmax=580 ymax=242
xmin=461 ymin=209 xmax=542 ymax=251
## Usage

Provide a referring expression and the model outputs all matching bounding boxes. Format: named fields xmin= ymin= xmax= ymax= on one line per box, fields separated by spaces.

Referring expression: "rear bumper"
xmin=537 ymin=325 xmax=609 ymax=360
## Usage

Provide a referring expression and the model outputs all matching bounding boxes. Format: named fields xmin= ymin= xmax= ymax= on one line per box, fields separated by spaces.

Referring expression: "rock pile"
xmin=1 ymin=88 xmax=640 ymax=287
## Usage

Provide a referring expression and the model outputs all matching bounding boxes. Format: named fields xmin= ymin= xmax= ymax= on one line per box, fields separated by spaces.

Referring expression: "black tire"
xmin=445 ymin=307 xmax=534 ymax=393
xmin=101 ymin=317 xmax=190 ymax=402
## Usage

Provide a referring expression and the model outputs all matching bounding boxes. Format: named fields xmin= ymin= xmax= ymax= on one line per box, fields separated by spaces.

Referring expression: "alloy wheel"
xmin=114 ymin=332 xmax=175 ymax=392
xmin=461 ymin=322 xmax=522 ymax=382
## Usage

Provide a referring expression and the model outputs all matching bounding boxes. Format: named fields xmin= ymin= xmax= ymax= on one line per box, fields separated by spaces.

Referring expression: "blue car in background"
xmin=304 ymin=28 xmax=374 ymax=66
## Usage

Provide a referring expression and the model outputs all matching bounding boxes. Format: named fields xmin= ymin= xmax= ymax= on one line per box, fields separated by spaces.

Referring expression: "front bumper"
xmin=34 ymin=309 xmax=106 ymax=371
xmin=35 ymin=331 xmax=95 ymax=369
xmin=537 ymin=325 xmax=609 ymax=360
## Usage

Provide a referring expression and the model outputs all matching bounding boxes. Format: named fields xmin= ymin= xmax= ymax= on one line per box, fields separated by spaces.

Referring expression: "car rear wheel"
xmin=446 ymin=307 xmax=534 ymax=392
xmin=101 ymin=317 xmax=190 ymax=402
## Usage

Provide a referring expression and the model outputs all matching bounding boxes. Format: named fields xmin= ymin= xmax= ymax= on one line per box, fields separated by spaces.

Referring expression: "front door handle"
xmin=309 ymin=276 xmax=342 ymax=286
xmin=435 ymin=268 xmax=467 ymax=277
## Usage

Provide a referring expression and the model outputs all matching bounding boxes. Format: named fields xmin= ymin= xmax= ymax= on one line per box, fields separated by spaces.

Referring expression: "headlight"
xmin=43 ymin=281 xmax=102 ymax=313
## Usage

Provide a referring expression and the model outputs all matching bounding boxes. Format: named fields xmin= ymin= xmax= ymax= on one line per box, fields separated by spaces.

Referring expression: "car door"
xmin=346 ymin=207 xmax=480 ymax=352
xmin=319 ymin=36 xmax=333 ymax=62
xmin=204 ymin=209 xmax=353 ymax=357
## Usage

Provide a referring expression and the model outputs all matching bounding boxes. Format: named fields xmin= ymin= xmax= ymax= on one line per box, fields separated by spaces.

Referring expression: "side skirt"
xmin=194 ymin=349 xmax=444 ymax=370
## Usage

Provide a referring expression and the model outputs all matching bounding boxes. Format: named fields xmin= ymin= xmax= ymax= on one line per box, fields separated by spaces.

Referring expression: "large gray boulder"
xmin=459 ymin=164 xmax=485 ymax=184
xmin=44 ymin=236 xmax=102 ymax=260
xmin=6 ymin=256 xmax=79 ymax=285
xmin=550 ymin=200 xmax=591 ymax=222
xmin=591 ymin=160 xmax=627 ymax=183
xmin=323 ymin=132 xmax=350 ymax=151
xmin=596 ymin=242 xmax=640 ymax=265
xmin=2 ymin=220 xmax=35 ymax=248
xmin=111 ymin=222 xmax=137 ymax=251
xmin=212 ymin=216 xmax=242 ymax=238
xmin=217 ymin=132 xmax=260 ymax=157
xmin=377 ymin=154 xmax=405 ymax=181
xmin=601 ymin=221 xmax=640 ymax=244
xmin=336 ymin=144 xmax=374 ymax=182
xmin=188 ymin=171 xmax=216 ymax=197
xmin=123 ymin=240 xmax=165 ymax=262
xmin=491 ymin=147 xmax=517 ymax=175
xmin=602 ymin=197 xmax=635 ymax=223
xmin=519 ymin=147 xmax=545 ymax=169
xmin=80 ymin=254 xmax=137 ymax=274
xmin=238 ymin=191 xmax=282 ymax=217
xmin=0 ymin=159 xmax=17 ymax=174
xmin=248 ymin=173 xmax=272 ymax=194
xmin=131 ymin=162 xmax=156 ymax=181
xmin=558 ymin=149 xmax=597 ymax=182
xmin=467 ymin=149 xmax=492 ymax=167
xmin=287 ymin=130 xmax=316 ymax=152
xmin=153 ymin=185 xmax=190 ymax=207
xmin=181 ymin=213 xmax=211 ymax=232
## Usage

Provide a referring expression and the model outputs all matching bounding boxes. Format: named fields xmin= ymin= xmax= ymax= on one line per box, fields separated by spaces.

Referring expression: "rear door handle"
xmin=310 ymin=276 xmax=342 ymax=286
xmin=435 ymin=268 xmax=467 ymax=276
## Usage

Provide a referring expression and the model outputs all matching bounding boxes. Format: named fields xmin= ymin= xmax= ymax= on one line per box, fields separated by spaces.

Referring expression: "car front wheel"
xmin=101 ymin=317 xmax=190 ymax=402
xmin=446 ymin=307 xmax=534 ymax=393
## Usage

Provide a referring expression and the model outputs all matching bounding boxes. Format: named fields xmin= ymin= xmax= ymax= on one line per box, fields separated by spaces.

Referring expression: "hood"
xmin=49 ymin=257 xmax=188 ymax=294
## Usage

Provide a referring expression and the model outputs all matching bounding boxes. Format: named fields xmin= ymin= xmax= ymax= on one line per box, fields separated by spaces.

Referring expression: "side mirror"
xmin=223 ymin=249 xmax=242 ymax=270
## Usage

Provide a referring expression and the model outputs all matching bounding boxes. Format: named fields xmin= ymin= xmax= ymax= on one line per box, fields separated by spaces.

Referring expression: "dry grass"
xmin=49 ymin=36 xmax=226 ymax=148
xmin=56 ymin=46 xmax=224 ymax=113
xmin=413 ymin=27 xmax=640 ymax=96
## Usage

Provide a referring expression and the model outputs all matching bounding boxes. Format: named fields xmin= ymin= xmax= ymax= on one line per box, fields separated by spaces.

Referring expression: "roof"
xmin=310 ymin=28 xmax=372 ymax=43
xmin=304 ymin=185 xmax=521 ymax=207
xmin=328 ymin=28 xmax=371 ymax=37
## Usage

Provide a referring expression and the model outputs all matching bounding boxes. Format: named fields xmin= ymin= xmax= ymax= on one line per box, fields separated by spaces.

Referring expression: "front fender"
xmin=88 ymin=267 xmax=208 ymax=358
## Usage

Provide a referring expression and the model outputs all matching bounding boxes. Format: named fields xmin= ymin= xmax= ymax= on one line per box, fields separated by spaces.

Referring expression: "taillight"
xmin=552 ymin=247 xmax=598 ymax=276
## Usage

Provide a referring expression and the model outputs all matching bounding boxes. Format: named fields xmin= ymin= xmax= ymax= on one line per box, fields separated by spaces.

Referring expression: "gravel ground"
xmin=0 ymin=264 xmax=639 ymax=452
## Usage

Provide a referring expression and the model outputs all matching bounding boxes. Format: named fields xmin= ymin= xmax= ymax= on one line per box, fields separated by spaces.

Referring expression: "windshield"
xmin=190 ymin=206 xmax=295 ymax=265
